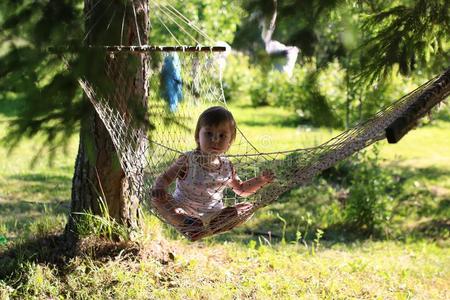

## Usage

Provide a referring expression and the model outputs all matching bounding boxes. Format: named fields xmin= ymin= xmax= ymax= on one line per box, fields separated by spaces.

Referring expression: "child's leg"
xmin=181 ymin=216 xmax=206 ymax=241
xmin=208 ymin=202 xmax=254 ymax=234
xmin=151 ymin=195 xmax=195 ymax=226
xmin=151 ymin=195 xmax=205 ymax=240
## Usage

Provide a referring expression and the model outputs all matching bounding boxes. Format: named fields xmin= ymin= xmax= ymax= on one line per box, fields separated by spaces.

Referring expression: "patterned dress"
xmin=172 ymin=151 xmax=235 ymax=224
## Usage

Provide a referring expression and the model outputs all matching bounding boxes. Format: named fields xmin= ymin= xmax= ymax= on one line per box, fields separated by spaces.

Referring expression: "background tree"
xmin=357 ymin=0 xmax=449 ymax=83
xmin=236 ymin=0 xmax=448 ymax=80
xmin=148 ymin=0 xmax=243 ymax=45
xmin=232 ymin=0 xmax=449 ymax=127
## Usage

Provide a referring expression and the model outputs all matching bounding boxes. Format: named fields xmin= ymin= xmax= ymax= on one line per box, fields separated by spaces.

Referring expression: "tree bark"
xmin=66 ymin=0 xmax=150 ymax=239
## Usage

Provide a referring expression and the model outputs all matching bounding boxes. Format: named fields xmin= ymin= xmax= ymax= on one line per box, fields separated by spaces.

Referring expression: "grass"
xmin=1 ymin=237 xmax=449 ymax=299
xmin=1 ymin=100 xmax=450 ymax=299
xmin=232 ymin=105 xmax=340 ymax=152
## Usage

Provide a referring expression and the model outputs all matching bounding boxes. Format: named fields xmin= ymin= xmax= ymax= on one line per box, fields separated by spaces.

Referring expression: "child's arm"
xmin=228 ymin=169 xmax=275 ymax=197
xmin=153 ymin=155 xmax=187 ymax=191
xmin=151 ymin=155 xmax=187 ymax=214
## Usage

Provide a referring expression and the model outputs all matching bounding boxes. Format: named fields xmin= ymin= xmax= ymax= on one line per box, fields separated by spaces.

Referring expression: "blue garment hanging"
xmin=161 ymin=53 xmax=183 ymax=112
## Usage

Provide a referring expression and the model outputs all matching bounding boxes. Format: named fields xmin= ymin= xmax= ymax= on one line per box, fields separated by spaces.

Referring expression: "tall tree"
xmin=0 ymin=0 xmax=150 ymax=239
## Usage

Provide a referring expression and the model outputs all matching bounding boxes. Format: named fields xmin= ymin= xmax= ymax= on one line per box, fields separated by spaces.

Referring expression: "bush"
xmin=222 ymin=53 xmax=263 ymax=105
xmin=344 ymin=147 xmax=398 ymax=233
xmin=223 ymin=53 xmax=425 ymax=129
xmin=223 ymin=54 xmax=343 ymax=127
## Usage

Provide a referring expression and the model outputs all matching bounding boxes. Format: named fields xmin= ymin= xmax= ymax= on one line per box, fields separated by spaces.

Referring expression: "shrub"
xmin=223 ymin=54 xmax=343 ymax=127
xmin=344 ymin=147 xmax=397 ymax=233
xmin=223 ymin=52 xmax=423 ymax=129
xmin=222 ymin=53 xmax=263 ymax=105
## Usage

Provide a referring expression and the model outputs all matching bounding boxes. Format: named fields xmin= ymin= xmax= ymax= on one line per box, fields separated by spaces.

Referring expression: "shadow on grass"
xmin=408 ymin=218 xmax=450 ymax=239
xmin=396 ymin=165 xmax=450 ymax=183
xmin=234 ymin=105 xmax=301 ymax=128
xmin=434 ymin=108 xmax=450 ymax=122
xmin=0 ymin=95 xmax=23 ymax=118
xmin=9 ymin=173 xmax=72 ymax=182
xmin=239 ymin=114 xmax=301 ymax=128
xmin=5 ymin=172 xmax=72 ymax=201
xmin=0 ymin=233 xmax=142 ymax=282
xmin=0 ymin=200 xmax=69 ymax=232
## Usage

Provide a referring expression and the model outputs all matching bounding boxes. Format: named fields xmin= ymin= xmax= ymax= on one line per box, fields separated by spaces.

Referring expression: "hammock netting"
xmin=74 ymin=1 xmax=450 ymax=241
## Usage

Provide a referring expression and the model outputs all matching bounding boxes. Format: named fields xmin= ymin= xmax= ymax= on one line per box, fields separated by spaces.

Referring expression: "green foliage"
xmin=235 ymin=0 xmax=448 ymax=131
xmin=150 ymin=0 xmax=243 ymax=44
xmin=0 ymin=1 xmax=154 ymax=152
xmin=224 ymin=50 xmax=435 ymax=129
xmin=258 ymin=64 xmax=344 ymax=127
xmin=344 ymin=147 xmax=398 ymax=233
xmin=222 ymin=52 xmax=262 ymax=104
xmin=223 ymin=54 xmax=342 ymax=126
xmin=0 ymin=1 xmax=87 ymax=149
xmin=358 ymin=0 xmax=450 ymax=83
xmin=239 ymin=0 xmax=448 ymax=85
xmin=275 ymin=213 xmax=287 ymax=245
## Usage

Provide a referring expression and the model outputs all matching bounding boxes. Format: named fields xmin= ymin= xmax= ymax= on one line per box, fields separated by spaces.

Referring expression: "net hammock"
xmin=74 ymin=1 xmax=450 ymax=241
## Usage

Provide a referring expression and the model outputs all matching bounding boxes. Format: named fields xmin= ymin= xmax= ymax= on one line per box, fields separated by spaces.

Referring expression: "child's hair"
xmin=194 ymin=106 xmax=237 ymax=146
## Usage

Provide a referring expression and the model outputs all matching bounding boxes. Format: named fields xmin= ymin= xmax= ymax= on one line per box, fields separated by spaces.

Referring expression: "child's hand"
xmin=260 ymin=169 xmax=275 ymax=183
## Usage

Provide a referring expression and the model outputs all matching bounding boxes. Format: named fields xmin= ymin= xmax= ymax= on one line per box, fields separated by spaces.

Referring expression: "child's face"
xmin=197 ymin=122 xmax=233 ymax=155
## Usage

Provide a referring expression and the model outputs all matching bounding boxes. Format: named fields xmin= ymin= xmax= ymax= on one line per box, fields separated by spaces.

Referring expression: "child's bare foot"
xmin=234 ymin=202 xmax=254 ymax=215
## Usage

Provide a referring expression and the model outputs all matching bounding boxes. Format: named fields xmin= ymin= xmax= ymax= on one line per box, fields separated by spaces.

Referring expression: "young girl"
xmin=151 ymin=106 xmax=274 ymax=240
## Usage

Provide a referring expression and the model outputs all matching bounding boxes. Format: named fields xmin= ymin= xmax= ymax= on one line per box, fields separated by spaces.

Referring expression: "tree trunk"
xmin=66 ymin=1 xmax=150 ymax=239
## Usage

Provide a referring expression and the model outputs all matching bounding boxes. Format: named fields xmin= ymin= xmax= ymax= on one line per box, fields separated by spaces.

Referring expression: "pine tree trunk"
xmin=66 ymin=1 xmax=149 ymax=239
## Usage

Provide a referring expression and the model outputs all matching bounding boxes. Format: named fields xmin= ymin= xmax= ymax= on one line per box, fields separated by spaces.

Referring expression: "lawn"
xmin=1 ymin=101 xmax=449 ymax=299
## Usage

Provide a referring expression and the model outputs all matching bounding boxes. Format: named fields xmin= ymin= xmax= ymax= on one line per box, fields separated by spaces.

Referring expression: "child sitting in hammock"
xmin=151 ymin=106 xmax=274 ymax=240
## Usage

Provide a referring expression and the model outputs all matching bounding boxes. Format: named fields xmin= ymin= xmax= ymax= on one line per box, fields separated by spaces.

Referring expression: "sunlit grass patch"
xmin=230 ymin=104 xmax=450 ymax=169
xmin=378 ymin=120 xmax=450 ymax=169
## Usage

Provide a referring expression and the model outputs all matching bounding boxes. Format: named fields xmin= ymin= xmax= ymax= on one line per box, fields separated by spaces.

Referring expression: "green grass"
xmin=232 ymin=105 xmax=340 ymax=152
xmin=1 ymin=102 xmax=450 ymax=299
xmin=1 ymin=238 xmax=449 ymax=299
xmin=379 ymin=121 xmax=450 ymax=171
